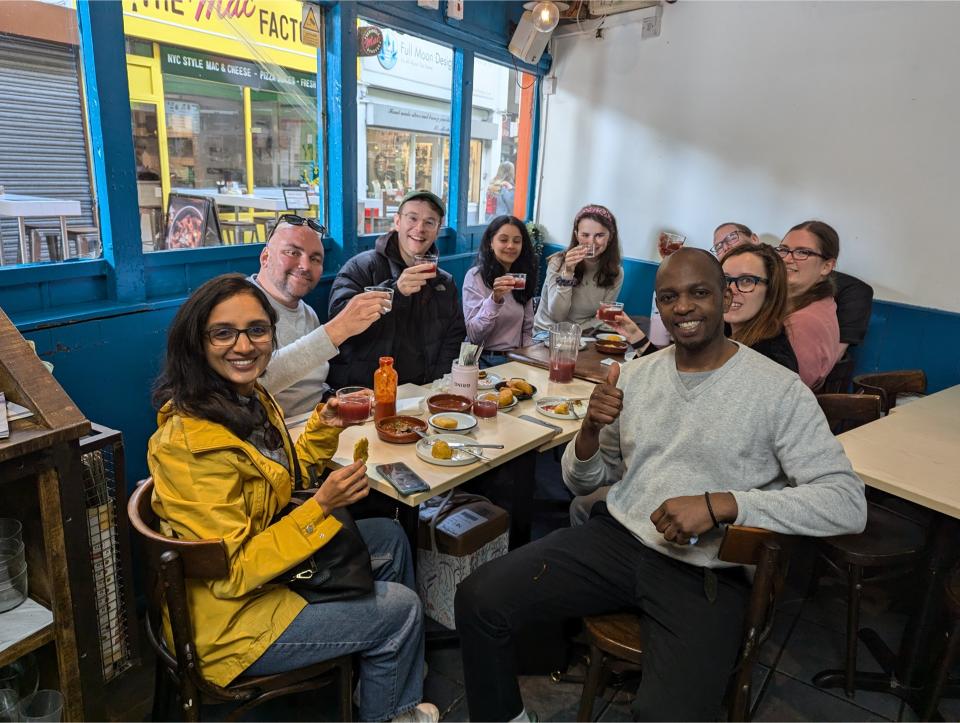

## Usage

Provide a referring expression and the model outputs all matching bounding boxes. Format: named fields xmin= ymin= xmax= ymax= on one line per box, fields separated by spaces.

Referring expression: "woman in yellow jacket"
xmin=148 ymin=274 xmax=438 ymax=722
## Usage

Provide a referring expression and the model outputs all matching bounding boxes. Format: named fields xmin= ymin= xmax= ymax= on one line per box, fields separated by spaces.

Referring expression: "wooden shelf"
xmin=0 ymin=597 xmax=55 ymax=667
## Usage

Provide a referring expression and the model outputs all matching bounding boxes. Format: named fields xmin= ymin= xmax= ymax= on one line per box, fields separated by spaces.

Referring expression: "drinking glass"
xmin=18 ymin=690 xmax=63 ymax=723
xmin=413 ymin=253 xmax=439 ymax=272
xmin=0 ymin=689 xmax=17 ymax=722
xmin=507 ymin=272 xmax=527 ymax=289
xmin=473 ymin=392 xmax=499 ymax=419
xmin=0 ymin=520 xmax=21 ymax=545
xmin=582 ymin=242 xmax=596 ymax=258
xmin=598 ymin=302 xmax=624 ymax=323
xmin=364 ymin=286 xmax=395 ymax=312
xmin=658 ymin=232 xmax=686 ymax=258
xmin=548 ymin=322 xmax=581 ymax=383
xmin=336 ymin=387 xmax=372 ymax=425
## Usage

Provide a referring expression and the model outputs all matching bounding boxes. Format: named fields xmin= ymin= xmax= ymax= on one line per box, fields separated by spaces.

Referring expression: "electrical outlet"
xmin=446 ymin=0 xmax=464 ymax=20
xmin=543 ymin=76 xmax=557 ymax=95
xmin=641 ymin=6 xmax=662 ymax=38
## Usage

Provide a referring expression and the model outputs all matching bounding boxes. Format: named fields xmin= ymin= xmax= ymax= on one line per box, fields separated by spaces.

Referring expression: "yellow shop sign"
xmin=123 ymin=0 xmax=319 ymax=73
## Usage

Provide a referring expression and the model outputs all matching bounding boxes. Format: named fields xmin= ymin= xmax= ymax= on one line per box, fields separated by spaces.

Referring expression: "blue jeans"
xmin=479 ymin=351 xmax=510 ymax=369
xmin=245 ymin=518 xmax=424 ymax=721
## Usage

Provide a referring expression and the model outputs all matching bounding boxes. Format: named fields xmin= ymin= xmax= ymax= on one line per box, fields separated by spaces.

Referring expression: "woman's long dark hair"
xmin=548 ymin=204 xmax=622 ymax=288
xmin=786 ymin=219 xmax=839 ymax=313
xmin=722 ymin=244 xmax=789 ymax=348
xmin=152 ymin=274 xmax=278 ymax=438
xmin=476 ymin=215 xmax=538 ymax=305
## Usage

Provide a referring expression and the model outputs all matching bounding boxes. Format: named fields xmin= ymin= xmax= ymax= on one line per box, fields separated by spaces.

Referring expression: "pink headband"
xmin=575 ymin=204 xmax=615 ymax=228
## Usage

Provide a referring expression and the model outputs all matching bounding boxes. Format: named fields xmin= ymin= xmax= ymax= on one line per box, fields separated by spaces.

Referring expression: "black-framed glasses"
xmin=270 ymin=214 xmax=326 ymax=238
xmin=724 ymin=274 xmax=768 ymax=293
xmin=205 ymin=325 xmax=274 ymax=347
xmin=712 ymin=231 xmax=741 ymax=256
xmin=775 ymin=245 xmax=828 ymax=262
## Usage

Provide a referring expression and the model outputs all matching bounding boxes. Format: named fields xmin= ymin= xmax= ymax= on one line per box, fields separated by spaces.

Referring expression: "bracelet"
xmin=704 ymin=492 xmax=720 ymax=528
xmin=556 ymin=276 xmax=577 ymax=287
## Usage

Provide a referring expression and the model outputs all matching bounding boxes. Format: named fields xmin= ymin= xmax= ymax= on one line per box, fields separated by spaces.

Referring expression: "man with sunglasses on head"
xmin=327 ymin=190 xmax=466 ymax=388
xmin=250 ymin=215 xmax=390 ymax=417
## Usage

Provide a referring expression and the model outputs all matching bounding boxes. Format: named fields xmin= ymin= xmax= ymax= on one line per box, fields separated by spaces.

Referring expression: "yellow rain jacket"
xmin=147 ymin=386 xmax=344 ymax=687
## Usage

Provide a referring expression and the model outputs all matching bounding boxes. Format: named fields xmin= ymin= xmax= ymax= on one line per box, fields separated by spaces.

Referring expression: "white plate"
xmin=416 ymin=434 xmax=484 ymax=466
xmin=477 ymin=372 xmax=502 ymax=390
xmin=427 ymin=412 xmax=478 ymax=434
xmin=536 ymin=396 xmax=587 ymax=420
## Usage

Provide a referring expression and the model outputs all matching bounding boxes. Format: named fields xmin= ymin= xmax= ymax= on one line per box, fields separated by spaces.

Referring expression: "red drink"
xmin=549 ymin=359 xmax=576 ymax=383
xmin=658 ymin=233 xmax=686 ymax=258
xmin=340 ymin=397 xmax=370 ymax=424
xmin=473 ymin=397 xmax=498 ymax=418
xmin=510 ymin=275 xmax=527 ymax=289
xmin=598 ymin=307 xmax=620 ymax=322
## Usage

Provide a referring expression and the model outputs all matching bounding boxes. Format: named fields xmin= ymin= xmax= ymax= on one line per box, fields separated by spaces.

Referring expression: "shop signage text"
xmin=162 ymin=46 xmax=317 ymax=95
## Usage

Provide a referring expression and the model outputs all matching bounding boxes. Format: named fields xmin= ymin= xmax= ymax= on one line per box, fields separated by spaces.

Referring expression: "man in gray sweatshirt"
xmin=250 ymin=217 xmax=390 ymax=417
xmin=455 ymin=248 xmax=867 ymax=721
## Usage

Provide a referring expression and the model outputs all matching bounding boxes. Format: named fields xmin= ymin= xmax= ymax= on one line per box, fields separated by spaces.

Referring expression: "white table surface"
xmin=0 ymin=193 xmax=81 ymax=218
xmin=171 ymin=188 xmax=319 ymax=212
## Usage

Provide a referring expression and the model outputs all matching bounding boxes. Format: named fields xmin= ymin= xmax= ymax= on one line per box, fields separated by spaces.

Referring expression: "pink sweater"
xmin=462 ymin=267 xmax=534 ymax=351
xmin=784 ymin=297 xmax=841 ymax=389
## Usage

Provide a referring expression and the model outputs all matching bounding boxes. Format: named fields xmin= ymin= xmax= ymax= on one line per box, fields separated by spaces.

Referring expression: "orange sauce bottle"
xmin=374 ymin=356 xmax=397 ymax=422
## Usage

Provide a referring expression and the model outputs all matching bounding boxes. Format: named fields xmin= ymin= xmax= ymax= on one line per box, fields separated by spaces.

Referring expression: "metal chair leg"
xmin=845 ymin=563 xmax=863 ymax=698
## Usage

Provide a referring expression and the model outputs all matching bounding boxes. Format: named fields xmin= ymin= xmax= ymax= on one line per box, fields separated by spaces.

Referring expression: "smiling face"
xmin=656 ymin=249 xmax=732 ymax=354
xmin=203 ymin=292 xmax=274 ymax=396
xmin=576 ymin=217 xmax=610 ymax=257
xmin=722 ymin=252 xmax=768 ymax=328
xmin=258 ymin=224 xmax=324 ymax=308
xmin=781 ymin=228 xmax=836 ymax=298
xmin=394 ymin=199 xmax=442 ymax=265
xmin=491 ymin=223 xmax=524 ymax=271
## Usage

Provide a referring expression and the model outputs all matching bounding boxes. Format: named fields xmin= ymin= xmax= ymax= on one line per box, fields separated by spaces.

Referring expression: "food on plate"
xmin=507 ymin=378 xmax=534 ymax=396
xmin=498 ymin=387 xmax=515 ymax=408
xmin=353 ymin=437 xmax=369 ymax=463
xmin=478 ymin=370 xmax=488 ymax=380
xmin=431 ymin=440 xmax=453 ymax=460
xmin=432 ymin=416 xmax=459 ymax=430
xmin=554 ymin=402 xmax=570 ymax=415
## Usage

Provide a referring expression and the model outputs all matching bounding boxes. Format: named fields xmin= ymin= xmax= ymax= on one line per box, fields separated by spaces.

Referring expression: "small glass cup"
xmin=658 ymin=232 xmax=686 ymax=258
xmin=582 ymin=242 xmax=597 ymax=258
xmin=18 ymin=690 xmax=63 ymax=723
xmin=507 ymin=272 xmax=527 ymax=289
xmin=0 ymin=688 xmax=17 ymax=723
xmin=473 ymin=392 xmax=499 ymax=419
xmin=364 ymin=286 xmax=395 ymax=312
xmin=598 ymin=301 xmax=624 ymax=323
xmin=0 ymin=520 xmax=21 ymax=545
xmin=336 ymin=387 xmax=372 ymax=425
xmin=413 ymin=253 xmax=439 ymax=273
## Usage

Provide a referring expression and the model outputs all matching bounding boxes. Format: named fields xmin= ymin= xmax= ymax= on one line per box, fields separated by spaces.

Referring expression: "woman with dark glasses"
xmin=147 ymin=274 xmax=438 ymax=722
xmin=721 ymin=243 xmax=798 ymax=373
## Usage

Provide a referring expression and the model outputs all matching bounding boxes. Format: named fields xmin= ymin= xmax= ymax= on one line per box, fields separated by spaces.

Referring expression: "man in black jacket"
xmin=327 ymin=190 xmax=466 ymax=388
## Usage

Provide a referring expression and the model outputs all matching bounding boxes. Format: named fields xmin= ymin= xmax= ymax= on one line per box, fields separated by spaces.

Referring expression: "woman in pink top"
xmin=462 ymin=215 xmax=539 ymax=368
xmin=777 ymin=220 xmax=842 ymax=389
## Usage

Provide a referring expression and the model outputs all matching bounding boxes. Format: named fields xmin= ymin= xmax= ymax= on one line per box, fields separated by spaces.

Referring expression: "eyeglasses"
xmin=775 ymin=245 xmax=829 ymax=262
xmin=400 ymin=212 xmax=440 ymax=232
xmin=712 ymin=231 xmax=741 ymax=256
xmin=271 ymin=214 xmax=326 ymax=238
xmin=724 ymin=274 xmax=768 ymax=293
xmin=206 ymin=325 xmax=273 ymax=347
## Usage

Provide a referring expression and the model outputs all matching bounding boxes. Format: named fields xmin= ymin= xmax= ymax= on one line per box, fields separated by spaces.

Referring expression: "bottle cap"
xmin=379 ymin=356 xmax=394 ymax=365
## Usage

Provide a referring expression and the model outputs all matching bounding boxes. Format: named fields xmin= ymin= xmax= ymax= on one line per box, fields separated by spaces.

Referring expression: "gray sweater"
xmin=534 ymin=257 xmax=624 ymax=333
xmin=562 ymin=343 xmax=867 ymax=568
xmin=250 ymin=274 xmax=338 ymax=418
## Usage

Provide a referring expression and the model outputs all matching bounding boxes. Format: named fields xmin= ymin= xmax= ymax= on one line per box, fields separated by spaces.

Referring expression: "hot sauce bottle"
xmin=374 ymin=356 xmax=398 ymax=422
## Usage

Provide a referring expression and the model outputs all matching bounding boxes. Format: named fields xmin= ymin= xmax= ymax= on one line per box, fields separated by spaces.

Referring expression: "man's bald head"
xmin=656 ymin=247 xmax=727 ymax=295
xmin=257 ymin=222 xmax=324 ymax=309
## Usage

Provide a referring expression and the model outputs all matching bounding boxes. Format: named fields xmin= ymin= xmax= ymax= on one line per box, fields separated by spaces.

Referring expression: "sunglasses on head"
xmin=270 ymin=214 xmax=326 ymax=239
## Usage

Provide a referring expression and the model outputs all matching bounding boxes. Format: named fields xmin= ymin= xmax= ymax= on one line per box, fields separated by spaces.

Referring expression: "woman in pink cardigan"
xmin=777 ymin=220 xmax=843 ymax=388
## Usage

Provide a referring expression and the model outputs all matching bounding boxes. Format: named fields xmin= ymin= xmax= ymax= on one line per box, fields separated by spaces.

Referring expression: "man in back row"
xmin=328 ymin=190 xmax=466 ymax=388
xmin=455 ymin=248 xmax=867 ymax=721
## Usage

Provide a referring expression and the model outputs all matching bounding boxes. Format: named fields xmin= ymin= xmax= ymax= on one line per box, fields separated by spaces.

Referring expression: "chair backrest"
xmin=718 ymin=526 xmax=788 ymax=722
xmin=852 ymin=370 xmax=927 ymax=414
xmin=816 ymin=392 xmax=883 ymax=435
xmin=818 ymin=353 xmax=855 ymax=394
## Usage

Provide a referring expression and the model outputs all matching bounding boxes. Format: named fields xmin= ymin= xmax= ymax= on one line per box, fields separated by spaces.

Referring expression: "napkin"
xmin=397 ymin=396 xmax=424 ymax=415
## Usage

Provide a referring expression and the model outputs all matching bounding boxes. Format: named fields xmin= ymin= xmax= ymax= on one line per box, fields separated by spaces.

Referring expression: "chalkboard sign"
xmin=163 ymin=194 xmax=222 ymax=249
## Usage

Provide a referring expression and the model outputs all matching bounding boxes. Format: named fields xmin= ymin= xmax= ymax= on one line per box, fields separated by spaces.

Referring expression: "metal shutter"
xmin=0 ymin=33 xmax=96 ymax=264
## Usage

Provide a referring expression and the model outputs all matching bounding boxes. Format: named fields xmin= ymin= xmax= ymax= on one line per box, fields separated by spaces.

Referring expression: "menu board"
xmin=163 ymin=194 xmax=222 ymax=249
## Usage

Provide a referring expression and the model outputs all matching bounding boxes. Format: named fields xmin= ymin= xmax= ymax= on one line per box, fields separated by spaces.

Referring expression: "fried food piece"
xmin=433 ymin=416 xmax=459 ymax=430
xmin=507 ymin=378 xmax=534 ymax=396
xmin=478 ymin=370 xmax=488 ymax=380
xmin=353 ymin=437 xmax=369 ymax=463
xmin=554 ymin=402 xmax=569 ymax=415
xmin=432 ymin=440 xmax=453 ymax=460
xmin=498 ymin=387 xmax=515 ymax=408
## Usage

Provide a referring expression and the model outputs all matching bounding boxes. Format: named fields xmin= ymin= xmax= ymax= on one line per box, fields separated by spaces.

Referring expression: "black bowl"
xmin=495 ymin=379 xmax=537 ymax=401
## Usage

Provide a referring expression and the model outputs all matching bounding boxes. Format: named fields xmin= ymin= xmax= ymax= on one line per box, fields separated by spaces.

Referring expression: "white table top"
xmin=839 ymin=385 xmax=960 ymax=519
xmin=172 ymin=187 xmax=319 ymax=212
xmin=289 ymin=383 xmax=554 ymax=507
xmin=0 ymin=193 xmax=81 ymax=218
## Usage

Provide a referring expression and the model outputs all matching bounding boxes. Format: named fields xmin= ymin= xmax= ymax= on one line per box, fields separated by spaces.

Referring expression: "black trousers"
xmin=454 ymin=505 xmax=750 ymax=721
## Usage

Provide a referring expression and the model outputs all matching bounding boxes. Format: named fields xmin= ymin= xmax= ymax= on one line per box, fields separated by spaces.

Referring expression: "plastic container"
xmin=19 ymin=690 xmax=63 ymax=723
xmin=374 ymin=357 xmax=398 ymax=422
xmin=450 ymin=362 xmax=479 ymax=401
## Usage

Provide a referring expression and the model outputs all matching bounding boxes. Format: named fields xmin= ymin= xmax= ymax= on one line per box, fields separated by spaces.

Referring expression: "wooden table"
xmin=816 ymin=385 xmax=960 ymax=713
xmin=507 ymin=342 xmax=629 ymax=384
xmin=0 ymin=193 xmax=82 ymax=265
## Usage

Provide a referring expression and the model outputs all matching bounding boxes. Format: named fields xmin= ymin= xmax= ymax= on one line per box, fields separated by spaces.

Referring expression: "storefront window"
xmin=122 ymin=0 xmax=323 ymax=251
xmin=472 ymin=58 xmax=534 ymax=226
xmin=0 ymin=2 xmax=101 ymax=266
xmin=357 ymin=21 xmax=452 ymax=235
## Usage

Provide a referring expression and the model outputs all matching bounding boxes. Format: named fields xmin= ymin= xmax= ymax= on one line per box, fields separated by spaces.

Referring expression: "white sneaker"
xmin=391 ymin=702 xmax=440 ymax=722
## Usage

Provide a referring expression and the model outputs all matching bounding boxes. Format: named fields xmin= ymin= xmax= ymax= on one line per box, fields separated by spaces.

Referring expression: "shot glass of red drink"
xmin=413 ymin=253 xmax=439 ymax=273
xmin=658 ymin=232 xmax=686 ymax=258
xmin=598 ymin=301 xmax=624 ymax=322
xmin=508 ymin=272 xmax=527 ymax=289
xmin=473 ymin=393 xmax=499 ymax=419
xmin=336 ymin=387 xmax=372 ymax=425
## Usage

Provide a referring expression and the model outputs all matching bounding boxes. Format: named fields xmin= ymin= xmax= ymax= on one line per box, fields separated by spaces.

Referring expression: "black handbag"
xmin=271 ymin=425 xmax=374 ymax=604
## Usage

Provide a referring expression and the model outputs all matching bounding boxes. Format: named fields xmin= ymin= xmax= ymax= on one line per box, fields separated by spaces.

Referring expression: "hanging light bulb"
xmin=531 ymin=1 xmax=560 ymax=33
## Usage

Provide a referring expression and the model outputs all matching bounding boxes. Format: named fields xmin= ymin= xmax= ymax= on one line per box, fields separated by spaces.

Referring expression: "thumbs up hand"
xmin=584 ymin=361 xmax=624 ymax=434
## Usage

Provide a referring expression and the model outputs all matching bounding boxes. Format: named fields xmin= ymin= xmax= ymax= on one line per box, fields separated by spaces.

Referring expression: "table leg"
xmin=17 ymin=216 xmax=28 ymax=263
xmin=59 ymin=216 xmax=69 ymax=261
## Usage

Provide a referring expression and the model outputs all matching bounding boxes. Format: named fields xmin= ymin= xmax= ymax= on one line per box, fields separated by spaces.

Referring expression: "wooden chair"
xmin=922 ymin=564 xmax=960 ymax=720
xmin=127 ymin=479 xmax=353 ymax=722
xmin=852 ymin=370 xmax=927 ymax=414
xmin=819 ymin=353 xmax=855 ymax=393
xmin=577 ymin=526 xmax=788 ymax=722
xmin=811 ymin=394 xmax=928 ymax=699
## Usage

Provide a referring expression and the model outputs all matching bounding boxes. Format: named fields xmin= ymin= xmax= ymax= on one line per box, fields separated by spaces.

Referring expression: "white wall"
xmin=537 ymin=1 xmax=960 ymax=313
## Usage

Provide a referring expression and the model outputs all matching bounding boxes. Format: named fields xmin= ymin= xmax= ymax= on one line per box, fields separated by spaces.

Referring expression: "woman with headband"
xmin=533 ymin=204 xmax=624 ymax=333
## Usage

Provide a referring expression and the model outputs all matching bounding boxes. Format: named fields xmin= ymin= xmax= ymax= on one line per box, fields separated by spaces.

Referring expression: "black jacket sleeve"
xmin=429 ymin=280 xmax=467 ymax=382
xmin=833 ymin=271 xmax=874 ymax=346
